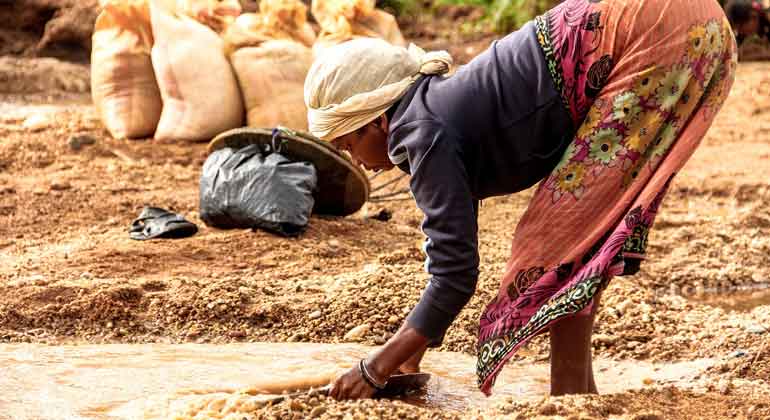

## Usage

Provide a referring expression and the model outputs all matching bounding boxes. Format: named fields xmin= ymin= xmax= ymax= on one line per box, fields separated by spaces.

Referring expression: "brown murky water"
xmin=0 ymin=342 xmax=715 ymax=420
xmin=688 ymin=285 xmax=770 ymax=313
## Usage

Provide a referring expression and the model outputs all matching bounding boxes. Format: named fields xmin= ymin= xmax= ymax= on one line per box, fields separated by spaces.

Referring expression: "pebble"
xmin=745 ymin=324 xmax=766 ymax=334
xmin=67 ymin=134 xmax=96 ymax=151
xmin=310 ymin=406 xmax=326 ymax=418
xmin=288 ymin=333 xmax=305 ymax=342
xmin=387 ymin=315 xmax=399 ymax=324
xmin=729 ymin=350 xmax=748 ymax=358
xmin=50 ymin=181 xmax=72 ymax=191
xmin=343 ymin=324 xmax=370 ymax=342
xmin=538 ymin=403 xmax=557 ymax=416
xmin=309 ymin=310 xmax=322 ymax=319
xmin=593 ymin=334 xmax=617 ymax=345
xmin=289 ymin=399 xmax=303 ymax=412
xmin=631 ymin=413 xmax=662 ymax=420
xmin=228 ymin=330 xmax=246 ymax=338
xmin=22 ymin=114 xmax=52 ymax=131
xmin=717 ymin=379 xmax=732 ymax=395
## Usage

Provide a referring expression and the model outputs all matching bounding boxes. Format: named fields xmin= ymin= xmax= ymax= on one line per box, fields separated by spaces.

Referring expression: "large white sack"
xmin=150 ymin=1 xmax=244 ymax=141
xmin=230 ymin=39 xmax=313 ymax=130
xmin=91 ymin=0 xmax=162 ymax=139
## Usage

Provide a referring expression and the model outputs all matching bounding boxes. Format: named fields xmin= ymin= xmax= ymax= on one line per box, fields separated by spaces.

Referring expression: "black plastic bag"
xmin=199 ymin=143 xmax=317 ymax=237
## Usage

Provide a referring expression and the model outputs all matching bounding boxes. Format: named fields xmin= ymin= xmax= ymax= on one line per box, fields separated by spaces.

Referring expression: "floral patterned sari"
xmin=477 ymin=0 xmax=737 ymax=394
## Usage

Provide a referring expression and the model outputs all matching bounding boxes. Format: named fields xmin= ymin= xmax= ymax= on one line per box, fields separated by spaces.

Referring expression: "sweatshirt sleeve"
xmin=393 ymin=122 xmax=480 ymax=345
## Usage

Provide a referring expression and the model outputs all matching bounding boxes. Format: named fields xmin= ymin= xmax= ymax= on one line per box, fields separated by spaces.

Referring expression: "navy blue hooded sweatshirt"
xmin=386 ymin=22 xmax=574 ymax=343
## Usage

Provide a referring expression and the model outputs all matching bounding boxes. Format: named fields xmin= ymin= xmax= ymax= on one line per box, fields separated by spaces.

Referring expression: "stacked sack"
xmin=311 ymin=0 xmax=405 ymax=57
xmin=92 ymin=0 xmax=244 ymax=141
xmin=91 ymin=0 xmax=408 ymax=140
xmin=91 ymin=0 xmax=161 ymax=139
xmin=223 ymin=0 xmax=316 ymax=130
xmin=150 ymin=0 xmax=244 ymax=141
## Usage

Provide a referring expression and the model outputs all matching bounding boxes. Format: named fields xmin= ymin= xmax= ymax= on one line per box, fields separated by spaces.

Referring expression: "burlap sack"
xmin=222 ymin=0 xmax=315 ymax=130
xmin=231 ymin=40 xmax=313 ymax=130
xmin=311 ymin=0 xmax=405 ymax=56
xmin=91 ymin=0 xmax=162 ymax=139
xmin=150 ymin=0 xmax=244 ymax=141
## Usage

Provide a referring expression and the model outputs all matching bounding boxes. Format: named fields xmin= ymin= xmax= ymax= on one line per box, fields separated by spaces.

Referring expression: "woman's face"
xmin=331 ymin=116 xmax=395 ymax=172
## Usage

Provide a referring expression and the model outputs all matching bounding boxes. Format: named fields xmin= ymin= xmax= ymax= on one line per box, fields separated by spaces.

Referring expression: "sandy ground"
xmin=0 ymin=41 xmax=769 ymax=420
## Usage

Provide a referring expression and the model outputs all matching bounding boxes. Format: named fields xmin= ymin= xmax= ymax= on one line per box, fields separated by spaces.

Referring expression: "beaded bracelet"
xmin=358 ymin=359 xmax=387 ymax=390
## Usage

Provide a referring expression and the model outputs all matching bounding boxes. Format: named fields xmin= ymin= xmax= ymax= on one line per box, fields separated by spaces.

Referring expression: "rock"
xmin=745 ymin=324 xmax=766 ymax=334
xmin=593 ymin=334 xmax=617 ymax=346
xmin=642 ymin=377 xmax=654 ymax=385
xmin=67 ymin=134 xmax=96 ymax=151
xmin=631 ymin=413 xmax=662 ymax=420
xmin=343 ymin=324 xmax=370 ymax=342
xmin=729 ymin=350 xmax=748 ymax=358
xmin=50 ymin=181 xmax=71 ymax=191
xmin=228 ymin=330 xmax=246 ymax=339
xmin=538 ymin=402 xmax=558 ymax=416
xmin=22 ymin=114 xmax=52 ymax=131
xmin=310 ymin=406 xmax=326 ymax=418
xmin=288 ymin=333 xmax=305 ymax=342
xmin=289 ymin=399 xmax=303 ymax=412
xmin=366 ymin=208 xmax=392 ymax=222
xmin=717 ymin=379 xmax=732 ymax=395
xmin=387 ymin=315 xmax=399 ymax=324
xmin=309 ymin=310 xmax=322 ymax=320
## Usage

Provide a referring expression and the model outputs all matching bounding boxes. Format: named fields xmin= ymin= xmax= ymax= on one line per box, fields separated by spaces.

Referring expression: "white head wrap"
xmin=304 ymin=37 xmax=453 ymax=141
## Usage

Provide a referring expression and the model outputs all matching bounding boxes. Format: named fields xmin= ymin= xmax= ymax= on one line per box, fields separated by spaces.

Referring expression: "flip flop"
xmin=207 ymin=127 xmax=370 ymax=216
xmin=129 ymin=206 xmax=198 ymax=240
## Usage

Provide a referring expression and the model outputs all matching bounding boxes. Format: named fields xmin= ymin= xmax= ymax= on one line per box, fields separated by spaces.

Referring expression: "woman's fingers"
xmin=329 ymin=374 xmax=343 ymax=400
xmin=328 ymin=366 xmax=376 ymax=400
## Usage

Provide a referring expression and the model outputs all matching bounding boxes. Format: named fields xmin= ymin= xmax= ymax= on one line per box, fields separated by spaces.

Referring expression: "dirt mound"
xmin=246 ymin=393 xmax=460 ymax=420
xmin=0 ymin=0 xmax=98 ymax=60
xmin=488 ymin=387 xmax=770 ymax=420
xmin=0 ymin=57 xmax=89 ymax=94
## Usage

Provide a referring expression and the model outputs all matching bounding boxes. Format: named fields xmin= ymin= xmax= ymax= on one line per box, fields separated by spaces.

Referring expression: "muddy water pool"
xmin=0 ymin=342 xmax=715 ymax=419
xmin=687 ymin=285 xmax=770 ymax=313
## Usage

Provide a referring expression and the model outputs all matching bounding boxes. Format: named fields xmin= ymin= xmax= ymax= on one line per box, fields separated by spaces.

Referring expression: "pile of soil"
xmin=0 ymin=0 xmax=98 ymax=59
xmin=484 ymin=387 xmax=770 ymax=420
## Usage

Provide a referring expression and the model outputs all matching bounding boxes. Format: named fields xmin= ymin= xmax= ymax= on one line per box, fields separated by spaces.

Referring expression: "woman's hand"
xmin=328 ymin=324 xmax=431 ymax=400
xmin=328 ymin=362 xmax=379 ymax=400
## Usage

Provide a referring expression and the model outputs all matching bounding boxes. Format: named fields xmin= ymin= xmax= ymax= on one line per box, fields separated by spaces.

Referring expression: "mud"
xmin=0 ymin=342 xmax=719 ymax=419
xmin=0 ymin=22 xmax=768 ymax=420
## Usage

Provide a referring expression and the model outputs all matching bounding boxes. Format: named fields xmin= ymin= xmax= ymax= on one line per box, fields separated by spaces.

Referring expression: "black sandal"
xmin=129 ymin=207 xmax=198 ymax=241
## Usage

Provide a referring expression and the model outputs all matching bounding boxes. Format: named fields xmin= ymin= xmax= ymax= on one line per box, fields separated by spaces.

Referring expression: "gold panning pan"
xmin=208 ymin=127 xmax=370 ymax=216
